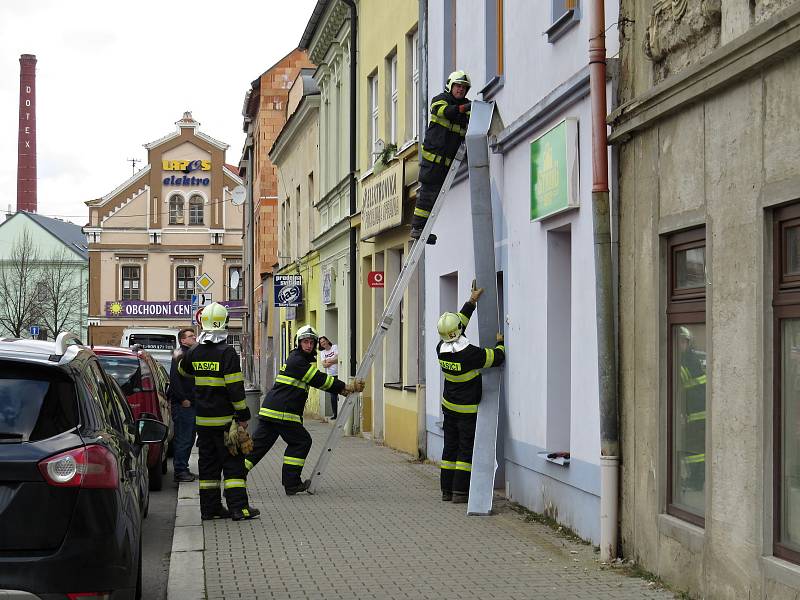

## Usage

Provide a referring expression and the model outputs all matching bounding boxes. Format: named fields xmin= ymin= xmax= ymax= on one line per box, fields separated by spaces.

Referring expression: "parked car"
xmin=94 ymin=345 xmax=174 ymax=491
xmin=0 ymin=332 xmax=167 ymax=599
xmin=120 ymin=327 xmax=180 ymax=371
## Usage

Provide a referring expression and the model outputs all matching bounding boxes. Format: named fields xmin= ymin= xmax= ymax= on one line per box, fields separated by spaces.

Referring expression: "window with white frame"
xmin=408 ymin=29 xmax=419 ymax=140
xmin=228 ymin=266 xmax=243 ymax=301
xmin=368 ymin=73 xmax=379 ymax=166
xmin=189 ymin=194 xmax=204 ymax=225
xmin=121 ymin=265 xmax=140 ymax=300
xmin=388 ymin=52 xmax=398 ymax=146
xmin=169 ymin=194 xmax=184 ymax=225
xmin=176 ymin=266 xmax=195 ymax=300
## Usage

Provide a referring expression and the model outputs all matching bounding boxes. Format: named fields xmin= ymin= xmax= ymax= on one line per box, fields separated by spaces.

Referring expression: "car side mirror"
xmin=137 ymin=418 xmax=168 ymax=445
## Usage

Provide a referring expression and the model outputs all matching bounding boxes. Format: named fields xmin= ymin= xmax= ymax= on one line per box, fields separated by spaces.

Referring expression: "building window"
xmin=169 ymin=194 xmax=184 ymax=225
xmin=666 ymin=227 xmax=707 ymax=526
xmin=547 ymin=0 xmax=581 ymax=42
xmin=408 ymin=29 xmax=419 ymax=141
xmin=228 ymin=266 xmax=243 ymax=301
xmin=121 ymin=265 xmax=140 ymax=300
xmin=444 ymin=0 xmax=457 ymax=74
xmin=368 ymin=73 xmax=379 ymax=166
xmin=308 ymin=172 xmax=315 ymax=242
xmin=387 ymin=52 xmax=398 ymax=146
xmin=189 ymin=194 xmax=204 ymax=225
xmin=484 ymin=0 xmax=504 ymax=96
xmin=773 ymin=204 xmax=800 ymax=564
xmin=176 ymin=266 xmax=196 ymax=300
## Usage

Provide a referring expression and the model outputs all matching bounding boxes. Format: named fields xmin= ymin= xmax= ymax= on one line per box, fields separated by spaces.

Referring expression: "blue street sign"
xmin=30 ymin=325 xmax=40 ymax=337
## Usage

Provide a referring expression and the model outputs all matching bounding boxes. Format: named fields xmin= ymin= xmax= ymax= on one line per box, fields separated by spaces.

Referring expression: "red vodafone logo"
xmin=367 ymin=271 xmax=384 ymax=288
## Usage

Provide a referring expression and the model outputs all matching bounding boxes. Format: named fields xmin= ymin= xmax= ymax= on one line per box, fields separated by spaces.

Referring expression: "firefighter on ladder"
xmin=244 ymin=325 xmax=365 ymax=495
xmin=410 ymin=70 xmax=472 ymax=246
xmin=179 ymin=302 xmax=260 ymax=521
xmin=436 ymin=282 xmax=505 ymax=503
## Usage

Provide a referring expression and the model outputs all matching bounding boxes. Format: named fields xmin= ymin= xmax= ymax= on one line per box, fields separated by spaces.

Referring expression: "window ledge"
xmin=763 ymin=556 xmax=800 ymax=589
xmin=480 ymin=75 xmax=505 ymax=101
xmin=402 ymin=384 xmax=416 ymax=392
xmin=545 ymin=9 xmax=580 ymax=43
xmin=383 ymin=382 xmax=403 ymax=390
xmin=538 ymin=451 xmax=570 ymax=466
xmin=657 ymin=513 xmax=704 ymax=553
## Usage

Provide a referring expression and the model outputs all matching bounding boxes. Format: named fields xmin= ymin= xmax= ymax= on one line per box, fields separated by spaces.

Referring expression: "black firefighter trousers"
xmin=197 ymin=427 xmax=249 ymax=515
xmin=410 ymin=181 xmax=444 ymax=231
xmin=440 ymin=412 xmax=477 ymax=496
xmin=244 ymin=418 xmax=311 ymax=489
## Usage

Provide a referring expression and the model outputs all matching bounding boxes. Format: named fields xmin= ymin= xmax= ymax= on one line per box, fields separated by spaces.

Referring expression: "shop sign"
xmin=367 ymin=271 xmax=384 ymax=288
xmin=361 ymin=161 xmax=403 ymax=240
xmin=530 ymin=118 xmax=579 ymax=221
xmin=162 ymin=159 xmax=211 ymax=186
xmin=274 ymin=275 xmax=303 ymax=307
xmin=322 ymin=268 xmax=335 ymax=305
xmin=105 ymin=300 xmax=242 ymax=318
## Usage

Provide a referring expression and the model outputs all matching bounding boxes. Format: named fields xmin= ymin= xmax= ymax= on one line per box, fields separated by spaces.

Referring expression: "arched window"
xmin=169 ymin=194 xmax=184 ymax=225
xmin=189 ymin=194 xmax=204 ymax=225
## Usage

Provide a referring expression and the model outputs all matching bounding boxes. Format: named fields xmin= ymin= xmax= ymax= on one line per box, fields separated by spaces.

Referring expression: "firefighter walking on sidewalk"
xmin=179 ymin=302 xmax=259 ymax=521
xmin=410 ymin=69 xmax=472 ymax=245
xmin=245 ymin=325 xmax=364 ymax=495
xmin=436 ymin=283 xmax=506 ymax=503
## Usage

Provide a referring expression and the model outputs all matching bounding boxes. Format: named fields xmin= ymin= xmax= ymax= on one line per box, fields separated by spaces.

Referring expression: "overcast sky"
xmin=0 ymin=0 xmax=317 ymax=226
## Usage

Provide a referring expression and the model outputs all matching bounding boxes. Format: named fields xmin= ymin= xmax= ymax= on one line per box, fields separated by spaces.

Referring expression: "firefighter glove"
xmin=496 ymin=332 xmax=504 ymax=344
xmin=343 ymin=379 xmax=365 ymax=396
xmin=224 ymin=420 xmax=240 ymax=455
xmin=469 ymin=279 xmax=484 ymax=304
xmin=237 ymin=425 xmax=254 ymax=455
xmin=459 ymin=102 xmax=471 ymax=113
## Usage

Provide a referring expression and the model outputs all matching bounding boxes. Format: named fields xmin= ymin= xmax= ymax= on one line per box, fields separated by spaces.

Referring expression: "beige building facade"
xmin=85 ymin=113 xmax=244 ymax=346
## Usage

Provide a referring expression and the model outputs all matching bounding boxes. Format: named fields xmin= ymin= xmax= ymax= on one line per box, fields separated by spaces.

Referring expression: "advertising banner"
xmin=530 ymin=118 xmax=580 ymax=221
xmin=274 ymin=274 xmax=303 ymax=307
xmin=105 ymin=300 xmax=243 ymax=319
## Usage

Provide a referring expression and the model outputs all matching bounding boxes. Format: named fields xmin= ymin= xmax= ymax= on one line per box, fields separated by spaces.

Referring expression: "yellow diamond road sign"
xmin=196 ymin=273 xmax=214 ymax=291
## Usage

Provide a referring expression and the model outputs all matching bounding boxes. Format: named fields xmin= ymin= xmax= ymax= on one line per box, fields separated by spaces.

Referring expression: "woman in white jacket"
xmin=319 ymin=336 xmax=340 ymax=419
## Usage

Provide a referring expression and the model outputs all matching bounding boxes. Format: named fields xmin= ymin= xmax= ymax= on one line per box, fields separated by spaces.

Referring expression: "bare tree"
xmin=36 ymin=246 xmax=87 ymax=339
xmin=0 ymin=230 xmax=40 ymax=337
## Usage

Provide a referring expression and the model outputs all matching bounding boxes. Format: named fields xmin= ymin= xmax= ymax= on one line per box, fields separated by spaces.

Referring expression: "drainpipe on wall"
xmin=342 ymin=0 xmax=358 ymax=387
xmin=589 ymin=0 xmax=619 ymax=561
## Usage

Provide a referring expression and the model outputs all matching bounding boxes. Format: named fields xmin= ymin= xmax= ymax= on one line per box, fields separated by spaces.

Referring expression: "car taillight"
xmin=38 ymin=445 xmax=119 ymax=489
xmin=141 ymin=375 xmax=154 ymax=391
xmin=67 ymin=593 xmax=112 ymax=599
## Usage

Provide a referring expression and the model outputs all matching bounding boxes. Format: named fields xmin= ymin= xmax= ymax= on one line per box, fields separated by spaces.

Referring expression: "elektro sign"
xmin=162 ymin=159 xmax=211 ymax=186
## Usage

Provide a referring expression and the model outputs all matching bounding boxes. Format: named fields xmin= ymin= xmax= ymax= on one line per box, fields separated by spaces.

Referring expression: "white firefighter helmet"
xmin=200 ymin=302 xmax=229 ymax=332
xmin=295 ymin=324 xmax=319 ymax=347
xmin=437 ymin=312 xmax=464 ymax=343
xmin=445 ymin=70 xmax=471 ymax=94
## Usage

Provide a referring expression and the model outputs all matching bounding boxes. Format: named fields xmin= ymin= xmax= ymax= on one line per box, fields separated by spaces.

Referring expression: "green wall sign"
xmin=530 ymin=119 xmax=579 ymax=221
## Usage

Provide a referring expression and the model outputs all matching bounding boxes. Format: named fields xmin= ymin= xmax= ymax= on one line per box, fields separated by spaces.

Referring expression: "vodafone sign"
xmin=367 ymin=271 xmax=384 ymax=288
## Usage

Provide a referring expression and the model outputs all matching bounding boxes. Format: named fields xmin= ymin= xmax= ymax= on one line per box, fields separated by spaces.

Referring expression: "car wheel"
xmin=148 ymin=463 xmax=163 ymax=491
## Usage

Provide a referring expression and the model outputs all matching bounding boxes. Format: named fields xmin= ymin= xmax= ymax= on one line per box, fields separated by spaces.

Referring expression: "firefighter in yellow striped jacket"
xmin=245 ymin=325 xmax=364 ymax=495
xmin=437 ymin=284 xmax=505 ymax=503
xmin=409 ymin=70 xmax=471 ymax=245
xmin=179 ymin=302 xmax=258 ymax=521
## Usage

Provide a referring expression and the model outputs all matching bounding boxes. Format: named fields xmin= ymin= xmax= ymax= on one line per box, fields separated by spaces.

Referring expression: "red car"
xmin=94 ymin=346 xmax=174 ymax=490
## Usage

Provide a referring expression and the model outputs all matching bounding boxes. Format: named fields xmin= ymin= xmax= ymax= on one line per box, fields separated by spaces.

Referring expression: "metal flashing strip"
xmin=466 ymin=100 xmax=501 ymax=516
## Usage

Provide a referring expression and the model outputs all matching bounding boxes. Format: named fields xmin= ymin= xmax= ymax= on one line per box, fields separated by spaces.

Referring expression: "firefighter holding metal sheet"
xmin=179 ymin=302 xmax=259 ymax=521
xmin=437 ymin=282 xmax=505 ymax=503
xmin=409 ymin=70 xmax=472 ymax=245
xmin=244 ymin=325 xmax=364 ymax=495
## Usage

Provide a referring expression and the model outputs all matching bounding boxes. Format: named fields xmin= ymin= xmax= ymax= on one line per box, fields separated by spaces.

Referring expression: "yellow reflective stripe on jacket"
xmin=178 ymin=362 xmax=192 ymax=378
xmin=320 ymin=375 xmax=335 ymax=391
xmin=680 ymin=366 xmax=706 ymax=388
xmin=443 ymin=369 xmax=480 ymax=383
xmin=301 ymin=364 xmax=318 ymax=383
xmin=440 ymin=460 xmax=456 ymax=470
xmin=483 ymin=349 xmax=495 ymax=368
xmin=224 ymin=372 xmax=244 ymax=384
xmin=496 ymin=345 xmax=505 ymax=352
xmin=431 ymin=99 xmax=448 ymax=117
xmin=244 ymin=459 xmax=254 ymax=471
xmin=414 ymin=207 xmax=431 ymax=218
xmin=684 ymin=453 xmax=705 ymax=464
xmin=232 ymin=399 xmax=247 ymax=411
xmin=441 ymin=398 xmax=478 ymax=414
xmin=258 ymin=407 xmax=302 ymax=423
xmin=196 ymin=415 xmax=233 ymax=427
xmin=224 ymin=478 xmax=246 ymax=489
xmin=421 ymin=148 xmax=452 ymax=166
xmin=455 ymin=461 xmax=472 ymax=472
xmin=199 ymin=479 xmax=220 ymax=489
xmin=275 ymin=374 xmax=308 ymax=390
xmin=195 ymin=376 xmax=225 ymax=387
xmin=457 ymin=312 xmax=469 ymax=326
xmin=430 ymin=113 xmax=466 ymax=135
xmin=687 ymin=410 xmax=706 ymax=422
xmin=283 ymin=456 xmax=305 ymax=467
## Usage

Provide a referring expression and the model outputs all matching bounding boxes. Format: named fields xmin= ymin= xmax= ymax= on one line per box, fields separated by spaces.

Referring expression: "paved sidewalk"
xmin=169 ymin=419 xmax=675 ymax=600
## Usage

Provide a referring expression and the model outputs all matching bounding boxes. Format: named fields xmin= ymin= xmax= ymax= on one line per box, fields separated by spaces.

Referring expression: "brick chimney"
xmin=17 ymin=54 xmax=37 ymax=213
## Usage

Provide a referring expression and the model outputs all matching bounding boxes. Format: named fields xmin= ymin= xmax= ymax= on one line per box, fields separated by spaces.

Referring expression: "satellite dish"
xmin=230 ymin=270 xmax=241 ymax=290
xmin=231 ymin=185 xmax=246 ymax=206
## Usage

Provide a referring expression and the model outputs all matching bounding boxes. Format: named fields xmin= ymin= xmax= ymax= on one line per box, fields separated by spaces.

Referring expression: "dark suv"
xmin=93 ymin=346 xmax=174 ymax=491
xmin=0 ymin=333 xmax=167 ymax=599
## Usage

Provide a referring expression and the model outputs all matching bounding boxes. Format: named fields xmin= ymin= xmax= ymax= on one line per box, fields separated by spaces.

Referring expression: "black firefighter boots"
xmin=201 ymin=506 xmax=231 ymax=521
xmin=451 ymin=492 xmax=468 ymax=504
xmin=409 ymin=227 xmax=437 ymax=245
xmin=231 ymin=506 xmax=261 ymax=521
xmin=441 ymin=491 xmax=453 ymax=502
xmin=285 ymin=479 xmax=312 ymax=496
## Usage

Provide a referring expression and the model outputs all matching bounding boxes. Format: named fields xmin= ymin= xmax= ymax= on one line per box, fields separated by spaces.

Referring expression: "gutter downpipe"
xmin=589 ymin=0 xmax=619 ymax=561
xmin=342 ymin=0 xmax=359 ymax=420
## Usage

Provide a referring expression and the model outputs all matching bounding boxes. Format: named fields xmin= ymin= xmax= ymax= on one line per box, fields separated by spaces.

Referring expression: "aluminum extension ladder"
xmin=307 ymin=143 xmax=466 ymax=493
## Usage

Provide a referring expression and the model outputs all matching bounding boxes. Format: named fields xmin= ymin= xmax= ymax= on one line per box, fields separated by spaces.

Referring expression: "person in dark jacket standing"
xmin=179 ymin=303 xmax=258 ymax=521
xmin=436 ymin=283 xmax=505 ymax=503
xmin=169 ymin=327 xmax=197 ymax=482
xmin=245 ymin=325 xmax=364 ymax=495
xmin=410 ymin=70 xmax=472 ymax=245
